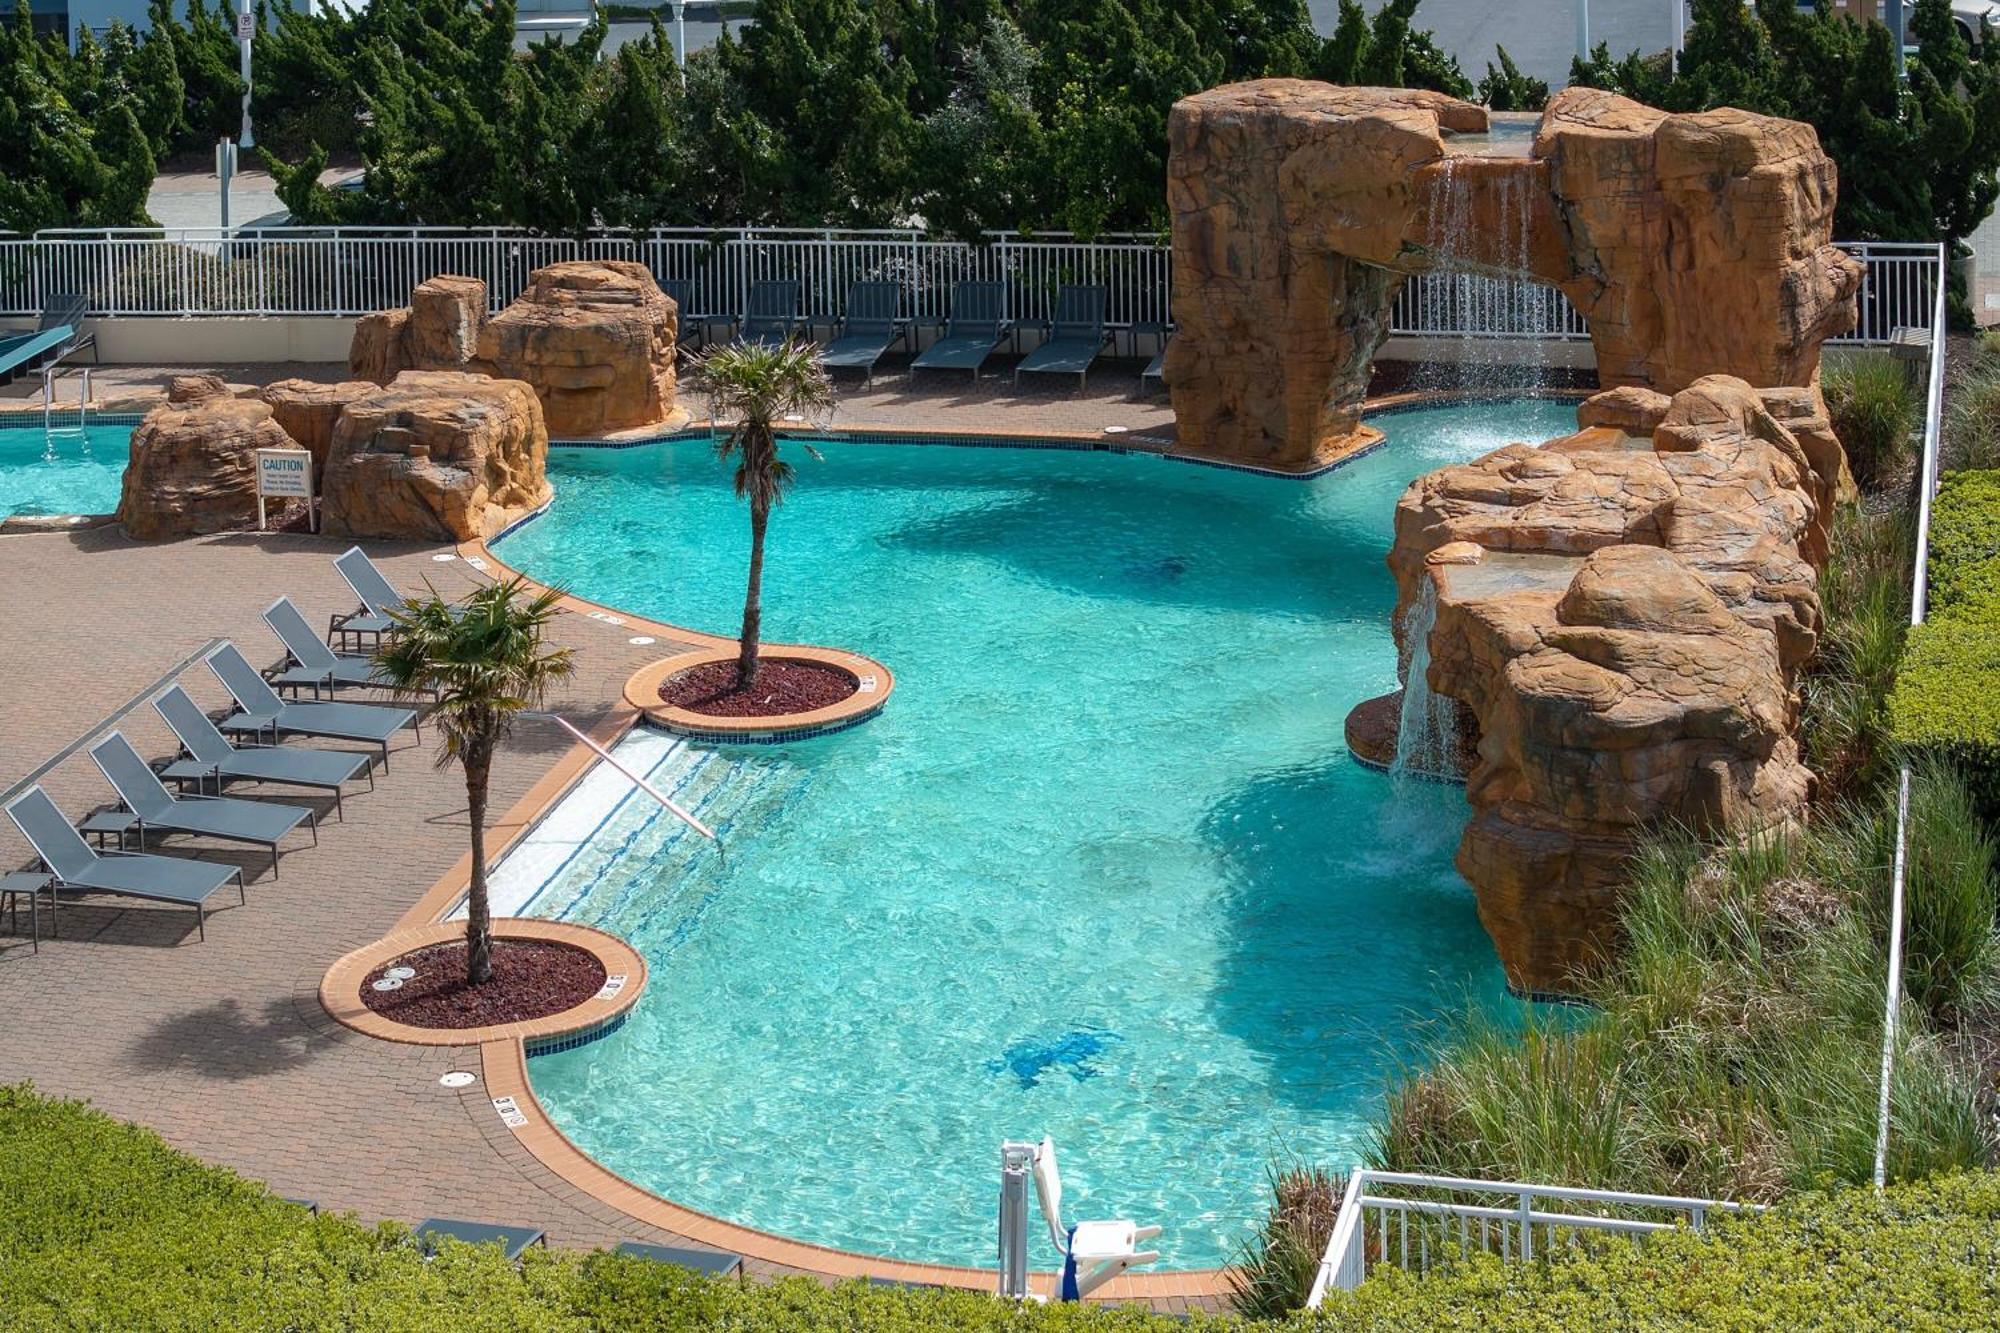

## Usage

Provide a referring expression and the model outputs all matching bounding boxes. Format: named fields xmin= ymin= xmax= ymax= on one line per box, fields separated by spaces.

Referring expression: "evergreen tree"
xmin=153 ymin=0 xmax=244 ymax=149
xmin=1479 ymin=45 xmax=1548 ymax=111
xmin=0 ymin=1 xmax=153 ymax=233
xmin=125 ymin=17 xmax=184 ymax=159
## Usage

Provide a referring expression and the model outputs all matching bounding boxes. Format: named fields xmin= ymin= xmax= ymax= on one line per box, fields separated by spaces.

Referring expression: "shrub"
xmin=1823 ymin=353 xmax=1920 ymax=491
xmin=1229 ymin=1165 xmax=1343 ymax=1319
xmin=1891 ymin=469 xmax=2000 ymax=815
xmin=1945 ymin=361 xmax=2000 ymax=472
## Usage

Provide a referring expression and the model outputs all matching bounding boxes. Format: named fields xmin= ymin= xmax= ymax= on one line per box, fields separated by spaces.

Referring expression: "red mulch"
xmin=360 ymin=939 xmax=606 ymax=1030
xmin=658 ymin=658 xmax=857 ymax=717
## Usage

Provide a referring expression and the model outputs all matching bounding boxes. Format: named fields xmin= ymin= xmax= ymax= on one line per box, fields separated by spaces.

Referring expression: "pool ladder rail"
xmin=41 ymin=362 xmax=92 ymax=442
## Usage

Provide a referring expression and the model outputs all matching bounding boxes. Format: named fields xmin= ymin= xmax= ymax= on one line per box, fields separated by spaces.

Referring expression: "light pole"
xmin=1575 ymin=0 xmax=1590 ymax=66
xmin=236 ymin=0 xmax=254 ymax=148
xmin=1671 ymin=0 xmax=1684 ymax=73
xmin=671 ymin=0 xmax=687 ymax=82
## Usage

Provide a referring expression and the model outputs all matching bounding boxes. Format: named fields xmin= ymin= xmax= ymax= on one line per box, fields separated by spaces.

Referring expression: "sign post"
xmin=255 ymin=448 xmax=315 ymax=532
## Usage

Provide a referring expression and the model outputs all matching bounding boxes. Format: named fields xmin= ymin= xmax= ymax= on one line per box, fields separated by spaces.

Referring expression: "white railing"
xmin=0 ymin=228 xmax=1939 ymax=346
xmin=1303 ymin=1170 xmax=1755 ymax=1307
xmin=1874 ymin=239 xmax=1951 ymax=1188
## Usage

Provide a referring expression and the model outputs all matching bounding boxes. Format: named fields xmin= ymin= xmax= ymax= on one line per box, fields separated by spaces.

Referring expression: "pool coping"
xmin=339 ymin=388 xmax=1592 ymax=1302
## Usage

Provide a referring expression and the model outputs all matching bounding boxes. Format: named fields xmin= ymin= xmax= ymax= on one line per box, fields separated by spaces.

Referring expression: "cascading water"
xmin=1390 ymin=576 xmax=1461 ymax=780
xmin=1412 ymin=155 xmax=1563 ymax=397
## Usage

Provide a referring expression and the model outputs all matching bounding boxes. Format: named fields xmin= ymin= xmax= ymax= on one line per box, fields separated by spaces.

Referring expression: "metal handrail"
xmin=1304 ymin=1168 xmax=1754 ymax=1307
xmin=1873 ymin=238 xmax=1950 ymax=1189
xmin=0 ymin=639 xmax=228 ymax=807
xmin=526 ymin=712 xmax=718 ymax=844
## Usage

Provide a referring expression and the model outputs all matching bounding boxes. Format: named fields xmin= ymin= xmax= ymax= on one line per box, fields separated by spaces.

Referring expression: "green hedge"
xmin=5 ymin=1085 xmax=1999 ymax=1330
xmin=1891 ymin=470 xmax=2000 ymax=807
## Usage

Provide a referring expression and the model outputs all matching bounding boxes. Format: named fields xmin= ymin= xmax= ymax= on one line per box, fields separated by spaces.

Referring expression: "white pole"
xmin=1575 ymin=0 xmax=1590 ymax=65
xmin=1672 ymin=0 xmax=1684 ymax=72
xmin=237 ymin=0 xmax=254 ymax=148
xmin=1890 ymin=0 xmax=1906 ymax=76
xmin=672 ymin=0 xmax=687 ymax=78
xmin=536 ymin=712 xmax=718 ymax=842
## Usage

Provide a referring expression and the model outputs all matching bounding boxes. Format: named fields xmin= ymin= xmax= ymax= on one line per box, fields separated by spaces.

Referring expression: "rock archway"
xmin=1162 ymin=81 xmax=1864 ymax=472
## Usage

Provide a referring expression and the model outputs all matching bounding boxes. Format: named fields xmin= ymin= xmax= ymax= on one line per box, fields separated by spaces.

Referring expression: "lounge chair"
xmin=910 ymin=281 xmax=1009 ymax=381
xmin=330 ymin=546 xmax=453 ymax=651
xmin=613 ymin=1242 xmax=745 ymax=1279
xmin=415 ymin=1219 xmax=546 ymax=1262
xmin=38 ymin=292 xmax=96 ymax=365
xmin=738 ymin=280 xmax=802 ymax=348
xmin=264 ymin=596 xmax=394 ymax=698
xmin=206 ymin=643 xmax=419 ymax=769
xmin=154 ymin=684 xmax=373 ymax=818
xmin=817 ymin=281 xmax=904 ymax=387
xmin=88 ymin=732 xmax=316 ymax=879
xmin=1015 ymin=285 xmax=1110 ymax=388
xmin=3 ymin=786 xmax=245 ymax=941
xmin=0 ymin=294 xmax=96 ymax=386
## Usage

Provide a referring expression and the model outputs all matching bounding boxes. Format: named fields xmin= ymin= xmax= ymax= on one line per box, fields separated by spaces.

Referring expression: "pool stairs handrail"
xmin=1302 ymin=1169 xmax=1758 ymax=1307
xmin=997 ymin=1138 xmax=1161 ymax=1301
xmin=527 ymin=712 xmax=719 ymax=845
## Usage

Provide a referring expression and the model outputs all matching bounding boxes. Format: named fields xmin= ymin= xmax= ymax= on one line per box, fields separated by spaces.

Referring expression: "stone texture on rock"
xmin=1165 ymin=81 xmax=1862 ymax=470
xmin=117 ymin=395 xmax=298 ymax=539
xmin=257 ymin=379 xmax=378 ymax=472
xmin=1370 ymin=376 xmax=1842 ymax=993
xmin=472 ymin=260 xmax=679 ymax=435
xmin=347 ymin=263 xmax=677 ymax=436
xmin=320 ymin=372 xmax=551 ymax=543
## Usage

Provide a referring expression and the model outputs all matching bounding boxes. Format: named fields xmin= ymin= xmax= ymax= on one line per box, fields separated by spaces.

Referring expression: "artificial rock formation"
xmin=1164 ymin=81 xmax=1863 ymax=470
xmin=320 ymin=371 xmax=551 ymax=543
xmin=349 ymin=262 xmax=678 ymax=436
xmin=257 ymin=378 xmax=378 ymax=472
xmin=116 ymin=384 xmax=298 ymax=539
xmin=1372 ymin=376 xmax=1841 ymax=994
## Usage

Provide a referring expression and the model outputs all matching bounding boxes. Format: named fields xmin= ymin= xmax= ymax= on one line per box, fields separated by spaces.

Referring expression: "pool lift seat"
xmin=999 ymin=1137 xmax=1161 ymax=1301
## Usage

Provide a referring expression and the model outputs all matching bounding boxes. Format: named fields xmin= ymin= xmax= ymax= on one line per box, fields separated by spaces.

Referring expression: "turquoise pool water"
xmin=501 ymin=400 xmax=1575 ymax=1270
xmin=0 ymin=422 xmax=127 ymax=519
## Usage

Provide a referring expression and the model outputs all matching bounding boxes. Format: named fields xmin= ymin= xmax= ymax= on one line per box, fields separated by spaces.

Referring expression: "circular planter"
xmin=625 ymin=646 xmax=893 ymax=741
xmin=320 ymin=918 xmax=645 ymax=1047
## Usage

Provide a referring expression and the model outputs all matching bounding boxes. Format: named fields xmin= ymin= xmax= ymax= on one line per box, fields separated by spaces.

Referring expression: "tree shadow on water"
xmin=1197 ymin=755 xmax=1510 ymax=1117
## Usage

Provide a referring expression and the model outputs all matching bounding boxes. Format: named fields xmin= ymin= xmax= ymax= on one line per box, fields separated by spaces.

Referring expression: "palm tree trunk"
xmin=463 ymin=730 xmax=494 ymax=986
xmin=739 ymin=496 xmax=768 ymax=690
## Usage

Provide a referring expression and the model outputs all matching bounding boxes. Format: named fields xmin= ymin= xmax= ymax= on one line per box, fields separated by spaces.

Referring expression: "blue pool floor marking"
xmin=988 ymin=1028 xmax=1123 ymax=1090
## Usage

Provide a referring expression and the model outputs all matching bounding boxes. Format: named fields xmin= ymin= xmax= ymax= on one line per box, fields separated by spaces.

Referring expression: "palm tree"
xmin=375 ymin=576 xmax=575 ymax=985
xmin=693 ymin=338 xmax=836 ymax=689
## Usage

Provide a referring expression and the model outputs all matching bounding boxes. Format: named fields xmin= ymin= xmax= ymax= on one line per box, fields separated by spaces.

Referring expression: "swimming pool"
xmin=496 ymin=399 xmax=1575 ymax=1270
xmin=0 ymin=421 xmax=127 ymax=519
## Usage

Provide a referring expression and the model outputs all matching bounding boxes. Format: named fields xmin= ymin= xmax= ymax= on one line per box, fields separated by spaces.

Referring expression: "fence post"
xmin=1517 ymin=1190 xmax=1533 ymax=1263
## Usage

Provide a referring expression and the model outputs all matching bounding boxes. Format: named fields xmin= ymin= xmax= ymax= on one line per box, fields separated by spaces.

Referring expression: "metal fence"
xmin=1303 ymin=1170 xmax=1756 ymax=1307
xmin=0 ymin=228 xmax=1939 ymax=345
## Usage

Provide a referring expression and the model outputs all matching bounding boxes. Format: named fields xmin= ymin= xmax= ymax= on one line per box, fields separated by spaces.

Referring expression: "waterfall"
xmin=1390 ymin=577 xmax=1461 ymax=780
xmin=1414 ymin=155 xmax=1560 ymax=397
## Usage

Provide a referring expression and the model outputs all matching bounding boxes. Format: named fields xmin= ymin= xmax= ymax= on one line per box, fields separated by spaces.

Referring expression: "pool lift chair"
xmin=997 ymin=1137 xmax=1161 ymax=1301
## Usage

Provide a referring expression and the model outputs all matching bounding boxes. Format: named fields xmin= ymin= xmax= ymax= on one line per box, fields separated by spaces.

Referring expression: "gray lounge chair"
xmin=207 ymin=643 xmax=419 ymax=768
xmin=1014 ymin=285 xmax=1110 ymax=388
xmin=817 ymin=281 xmax=905 ymax=387
xmin=4 ymin=786 xmax=244 ymax=941
xmin=88 ymin=732 xmax=316 ymax=879
xmin=331 ymin=546 xmax=434 ymax=651
xmin=416 ymin=1219 xmax=546 ymax=1261
xmin=154 ymin=685 xmax=373 ymax=818
xmin=738 ymin=280 xmax=802 ymax=348
xmin=613 ymin=1241 xmax=744 ymax=1278
xmin=264 ymin=596 xmax=393 ymax=698
xmin=910 ymin=281 xmax=1009 ymax=381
